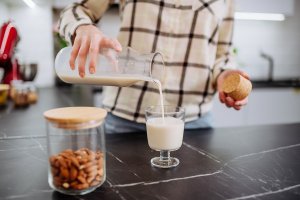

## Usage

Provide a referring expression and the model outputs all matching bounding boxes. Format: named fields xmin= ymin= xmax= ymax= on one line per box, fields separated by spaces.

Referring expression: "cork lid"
xmin=222 ymin=73 xmax=241 ymax=93
xmin=44 ymin=107 xmax=107 ymax=129
xmin=222 ymin=73 xmax=252 ymax=101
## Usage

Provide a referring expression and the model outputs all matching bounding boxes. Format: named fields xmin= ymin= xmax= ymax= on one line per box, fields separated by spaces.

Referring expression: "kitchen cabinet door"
xmin=212 ymin=88 xmax=300 ymax=127
xmin=236 ymin=0 xmax=294 ymax=16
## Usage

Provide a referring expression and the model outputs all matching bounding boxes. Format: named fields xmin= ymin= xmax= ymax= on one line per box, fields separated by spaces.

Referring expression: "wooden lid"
xmin=44 ymin=107 xmax=107 ymax=124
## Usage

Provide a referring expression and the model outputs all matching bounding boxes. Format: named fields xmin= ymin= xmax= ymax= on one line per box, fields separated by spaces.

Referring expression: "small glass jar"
xmin=25 ymin=82 xmax=38 ymax=104
xmin=44 ymin=107 xmax=107 ymax=195
xmin=13 ymin=84 xmax=29 ymax=107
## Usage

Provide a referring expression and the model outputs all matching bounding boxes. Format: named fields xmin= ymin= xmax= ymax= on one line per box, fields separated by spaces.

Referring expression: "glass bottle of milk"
xmin=55 ymin=46 xmax=165 ymax=87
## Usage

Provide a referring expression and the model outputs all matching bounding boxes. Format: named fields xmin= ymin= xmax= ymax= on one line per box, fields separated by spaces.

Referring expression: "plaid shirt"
xmin=59 ymin=0 xmax=236 ymax=123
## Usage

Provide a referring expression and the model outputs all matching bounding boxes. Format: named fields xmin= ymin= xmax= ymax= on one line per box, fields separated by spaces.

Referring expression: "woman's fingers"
xmin=219 ymin=91 xmax=226 ymax=103
xmin=89 ymin=35 xmax=101 ymax=74
xmin=235 ymin=98 xmax=248 ymax=106
xmin=69 ymin=37 xmax=81 ymax=70
xmin=236 ymin=69 xmax=250 ymax=80
xmin=101 ymin=37 xmax=122 ymax=52
xmin=233 ymin=105 xmax=242 ymax=110
xmin=77 ymin=36 xmax=90 ymax=77
xmin=225 ymin=96 xmax=235 ymax=107
xmin=68 ymin=24 xmax=122 ymax=78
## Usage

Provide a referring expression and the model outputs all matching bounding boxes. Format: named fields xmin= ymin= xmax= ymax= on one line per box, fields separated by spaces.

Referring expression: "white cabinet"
xmin=235 ymin=0 xmax=295 ymax=16
xmin=211 ymin=88 xmax=300 ymax=127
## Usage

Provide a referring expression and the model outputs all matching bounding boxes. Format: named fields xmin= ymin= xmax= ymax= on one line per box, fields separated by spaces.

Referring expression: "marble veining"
xmin=31 ymin=137 xmax=47 ymax=154
xmin=111 ymin=171 xmax=223 ymax=188
xmin=227 ymin=143 xmax=300 ymax=163
xmin=0 ymin=134 xmax=45 ymax=140
xmin=107 ymin=180 xmax=127 ymax=200
xmin=227 ymin=183 xmax=300 ymax=200
xmin=107 ymin=151 xmax=125 ymax=164
xmin=182 ymin=142 xmax=221 ymax=163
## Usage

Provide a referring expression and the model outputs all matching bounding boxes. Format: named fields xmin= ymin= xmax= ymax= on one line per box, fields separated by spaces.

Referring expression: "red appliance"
xmin=0 ymin=21 xmax=20 ymax=84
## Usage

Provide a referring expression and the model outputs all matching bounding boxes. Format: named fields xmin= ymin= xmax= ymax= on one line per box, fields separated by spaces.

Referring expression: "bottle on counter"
xmin=44 ymin=107 xmax=107 ymax=195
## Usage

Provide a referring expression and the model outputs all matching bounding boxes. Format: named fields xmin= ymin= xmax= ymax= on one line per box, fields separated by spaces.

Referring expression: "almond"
xmin=57 ymin=156 xmax=67 ymax=168
xmin=74 ymin=183 xmax=89 ymax=190
xmin=77 ymin=175 xmax=87 ymax=184
xmin=88 ymin=169 xmax=98 ymax=179
xmin=70 ymin=181 xmax=79 ymax=188
xmin=70 ymin=156 xmax=80 ymax=168
xmin=97 ymin=168 xmax=103 ymax=177
xmin=86 ymin=176 xmax=95 ymax=184
xmin=60 ymin=167 xmax=69 ymax=179
xmin=83 ymin=161 xmax=93 ymax=169
xmin=51 ymin=167 xmax=59 ymax=176
xmin=95 ymin=175 xmax=101 ymax=181
xmin=90 ymin=180 xmax=100 ymax=187
xmin=85 ymin=165 xmax=97 ymax=174
xmin=62 ymin=182 xmax=70 ymax=189
xmin=70 ymin=167 xmax=78 ymax=181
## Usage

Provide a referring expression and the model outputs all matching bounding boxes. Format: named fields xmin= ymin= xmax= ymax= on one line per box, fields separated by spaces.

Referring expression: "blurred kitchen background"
xmin=0 ymin=0 xmax=299 ymax=127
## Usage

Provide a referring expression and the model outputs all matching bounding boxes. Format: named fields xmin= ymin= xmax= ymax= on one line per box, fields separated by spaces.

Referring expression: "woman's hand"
xmin=217 ymin=69 xmax=250 ymax=110
xmin=69 ymin=24 xmax=122 ymax=77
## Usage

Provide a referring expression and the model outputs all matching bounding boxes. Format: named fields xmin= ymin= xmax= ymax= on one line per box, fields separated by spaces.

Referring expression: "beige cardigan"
xmin=58 ymin=0 xmax=236 ymax=123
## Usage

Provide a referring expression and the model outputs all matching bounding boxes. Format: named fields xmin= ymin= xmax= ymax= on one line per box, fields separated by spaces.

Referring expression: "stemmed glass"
xmin=145 ymin=106 xmax=185 ymax=168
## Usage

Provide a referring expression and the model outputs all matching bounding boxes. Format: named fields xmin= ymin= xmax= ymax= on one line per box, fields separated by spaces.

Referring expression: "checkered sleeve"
xmin=212 ymin=0 xmax=236 ymax=87
xmin=58 ymin=0 xmax=110 ymax=44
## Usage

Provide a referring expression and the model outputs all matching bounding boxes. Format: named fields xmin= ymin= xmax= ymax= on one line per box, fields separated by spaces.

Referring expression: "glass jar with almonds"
xmin=44 ymin=107 xmax=107 ymax=195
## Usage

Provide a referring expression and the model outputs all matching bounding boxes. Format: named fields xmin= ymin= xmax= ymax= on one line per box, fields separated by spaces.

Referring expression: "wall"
xmin=0 ymin=2 xmax=9 ymax=25
xmin=0 ymin=3 xmax=54 ymax=87
xmin=10 ymin=5 xmax=54 ymax=87
xmin=233 ymin=0 xmax=300 ymax=80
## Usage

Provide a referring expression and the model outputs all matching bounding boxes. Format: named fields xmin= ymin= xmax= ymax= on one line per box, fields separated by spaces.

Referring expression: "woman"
xmin=58 ymin=0 xmax=249 ymax=133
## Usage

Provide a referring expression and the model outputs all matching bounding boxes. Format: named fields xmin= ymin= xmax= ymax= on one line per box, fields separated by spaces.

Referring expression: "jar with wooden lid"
xmin=44 ymin=107 xmax=107 ymax=195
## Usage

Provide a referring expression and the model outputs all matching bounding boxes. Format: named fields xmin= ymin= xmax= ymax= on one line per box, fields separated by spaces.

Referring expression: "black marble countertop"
xmin=0 ymin=86 xmax=300 ymax=200
xmin=252 ymin=79 xmax=300 ymax=88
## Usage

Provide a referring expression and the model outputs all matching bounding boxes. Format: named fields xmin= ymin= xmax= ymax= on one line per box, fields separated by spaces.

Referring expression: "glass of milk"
xmin=145 ymin=106 xmax=185 ymax=168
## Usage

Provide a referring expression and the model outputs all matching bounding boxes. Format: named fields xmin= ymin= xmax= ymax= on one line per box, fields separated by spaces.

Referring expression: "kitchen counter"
xmin=0 ymin=87 xmax=300 ymax=200
xmin=252 ymin=80 xmax=300 ymax=88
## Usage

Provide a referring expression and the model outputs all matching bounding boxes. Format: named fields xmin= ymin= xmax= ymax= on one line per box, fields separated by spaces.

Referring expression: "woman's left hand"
xmin=217 ymin=69 xmax=250 ymax=110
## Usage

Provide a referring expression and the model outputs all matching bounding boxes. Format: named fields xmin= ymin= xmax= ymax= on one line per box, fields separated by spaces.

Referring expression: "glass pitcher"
xmin=55 ymin=46 xmax=165 ymax=87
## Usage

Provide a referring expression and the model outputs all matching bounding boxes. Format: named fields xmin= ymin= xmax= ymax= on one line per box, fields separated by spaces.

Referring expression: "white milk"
xmin=153 ymin=79 xmax=165 ymax=120
xmin=146 ymin=117 xmax=184 ymax=151
xmin=60 ymin=74 xmax=152 ymax=87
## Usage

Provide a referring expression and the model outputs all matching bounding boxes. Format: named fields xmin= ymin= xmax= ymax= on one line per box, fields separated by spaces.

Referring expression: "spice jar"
xmin=10 ymin=80 xmax=23 ymax=100
xmin=25 ymin=82 xmax=38 ymax=104
xmin=44 ymin=107 xmax=107 ymax=195
xmin=13 ymin=84 xmax=29 ymax=107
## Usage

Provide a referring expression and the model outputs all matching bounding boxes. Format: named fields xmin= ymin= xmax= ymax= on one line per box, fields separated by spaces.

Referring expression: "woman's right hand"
xmin=69 ymin=24 xmax=122 ymax=77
